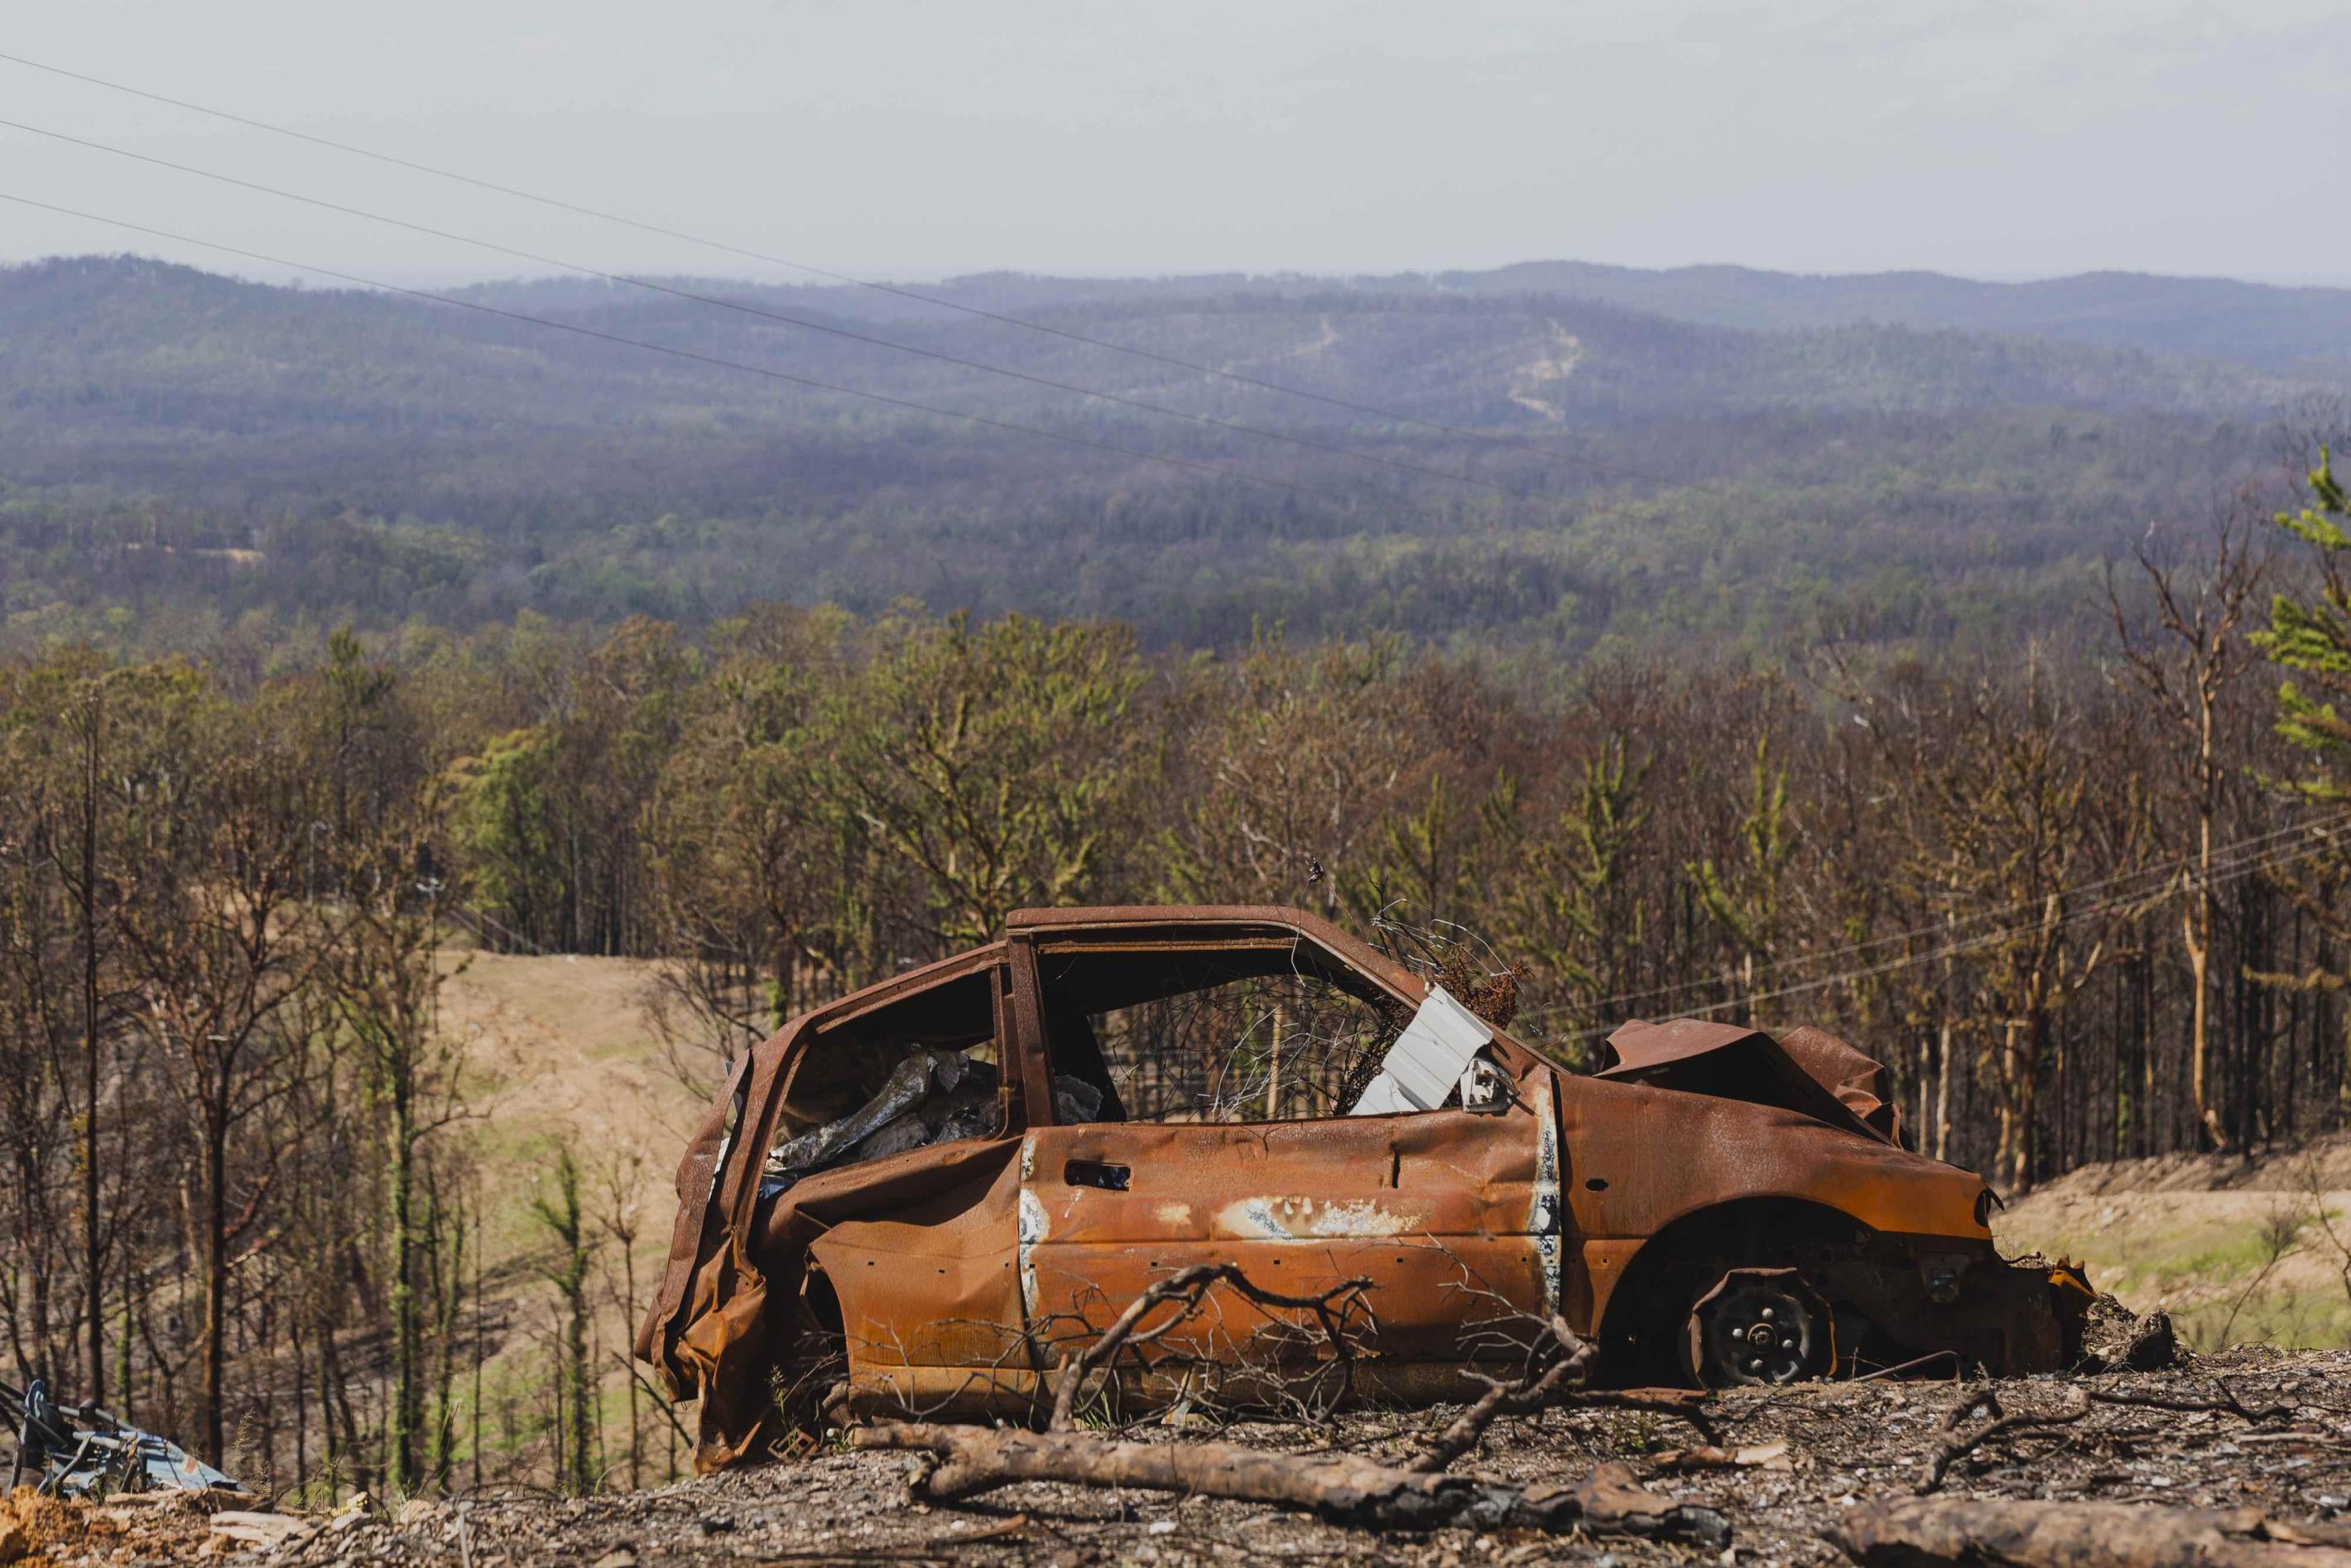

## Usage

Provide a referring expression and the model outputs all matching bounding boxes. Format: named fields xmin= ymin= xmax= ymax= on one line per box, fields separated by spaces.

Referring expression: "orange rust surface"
xmin=639 ymin=904 xmax=2070 ymax=1470
xmin=808 ymin=1143 xmax=1029 ymax=1373
xmin=1020 ymin=1103 xmax=1551 ymax=1368
xmin=1558 ymin=1071 xmax=1986 ymax=1338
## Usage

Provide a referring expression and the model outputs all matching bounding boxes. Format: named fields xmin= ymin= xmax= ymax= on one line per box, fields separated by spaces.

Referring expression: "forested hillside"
xmin=2 ymin=255 xmax=2341 ymax=653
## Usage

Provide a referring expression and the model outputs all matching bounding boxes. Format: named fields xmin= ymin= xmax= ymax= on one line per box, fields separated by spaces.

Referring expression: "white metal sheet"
xmin=1347 ymin=984 xmax=1494 ymax=1115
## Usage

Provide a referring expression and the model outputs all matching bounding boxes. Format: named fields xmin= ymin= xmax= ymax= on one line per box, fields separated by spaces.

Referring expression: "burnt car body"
xmin=638 ymin=905 xmax=2088 ymax=1469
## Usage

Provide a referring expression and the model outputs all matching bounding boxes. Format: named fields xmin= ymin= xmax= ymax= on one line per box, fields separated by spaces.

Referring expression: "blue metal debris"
xmin=4 ymin=1378 xmax=243 ymax=1498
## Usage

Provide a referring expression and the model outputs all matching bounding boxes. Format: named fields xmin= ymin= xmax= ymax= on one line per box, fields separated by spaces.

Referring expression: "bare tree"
xmin=2111 ymin=497 xmax=2272 ymax=1150
xmin=531 ymin=1143 xmax=597 ymax=1495
xmin=329 ymin=777 xmax=470 ymax=1495
xmin=113 ymin=690 xmax=336 ymax=1463
xmin=594 ymin=1147 xmax=649 ymax=1490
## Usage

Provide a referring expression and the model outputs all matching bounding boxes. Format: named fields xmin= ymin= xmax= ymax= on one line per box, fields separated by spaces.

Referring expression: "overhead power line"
xmin=1520 ymin=810 xmax=2351 ymax=1025
xmin=1530 ymin=818 xmax=2348 ymax=1044
xmin=0 ymin=190 xmax=1382 ymax=505
xmin=0 ymin=115 xmax=1565 ymax=508
xmin=0 ymin=47 xmax=1687 ymax=492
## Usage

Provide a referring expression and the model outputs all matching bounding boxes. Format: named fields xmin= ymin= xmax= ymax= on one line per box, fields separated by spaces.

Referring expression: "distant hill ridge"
xmin=0 ymin=252 xmax=2340 ymax=652
xmin=4 ymin=253 xmax=2315 ymax=435
xmin=1421 ymin=261 xmax=2351 ymax=378
xmin=449 ymin=257 xmax=2351 ymax=381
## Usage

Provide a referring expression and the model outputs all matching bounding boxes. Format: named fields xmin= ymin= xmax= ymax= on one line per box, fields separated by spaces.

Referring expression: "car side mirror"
xmin=1459 ymin=1055 xmax=1514 ymax=1114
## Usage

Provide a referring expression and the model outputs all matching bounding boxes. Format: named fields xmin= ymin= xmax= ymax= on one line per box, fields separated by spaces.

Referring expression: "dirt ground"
xmin=28 ymin=1344 xmax=2349 ymax=1566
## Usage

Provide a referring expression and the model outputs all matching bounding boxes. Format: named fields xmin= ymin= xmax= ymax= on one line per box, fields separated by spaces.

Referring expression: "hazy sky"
xmin=2 ymin=1 xmax=2343 ymax=288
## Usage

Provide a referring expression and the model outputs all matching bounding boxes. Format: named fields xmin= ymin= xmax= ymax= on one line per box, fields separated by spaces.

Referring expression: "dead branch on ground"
xmin=1921 ymin=1387 xmax=2092 ymax=1492
xmin=1834 ymin=1495 xmax=2351 ymax=1567
xmin=1434 ymin=1262 xmax=1722 ymax=1446
xmin=2089 ymin=1383 xmax=2296 ymax=1423
xmin=1579 ymin=1388 xmax=1722 ymax=1437
xmin=1921 ymin=1373 xmax=2305 ymax=1492
xmin=1409 ymin=1311 xmax=1595 ymax=1472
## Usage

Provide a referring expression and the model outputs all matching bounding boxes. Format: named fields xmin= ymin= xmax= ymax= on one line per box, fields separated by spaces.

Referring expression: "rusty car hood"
xmin=1591 ymin=1017 xmax=1905 ymax=1146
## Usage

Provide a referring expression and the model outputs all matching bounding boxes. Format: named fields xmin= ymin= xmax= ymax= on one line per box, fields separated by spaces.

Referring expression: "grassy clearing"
xmin=1998 ymin=1137 xmax=2351 ymax=1352
xmin=393 ymin=943 xmax=709 ymax=1495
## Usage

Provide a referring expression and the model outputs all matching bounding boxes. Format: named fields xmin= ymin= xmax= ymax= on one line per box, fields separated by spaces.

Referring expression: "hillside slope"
xmin=430 ymin=945 xmax=706 ymax=1488
xmin=505 ymin=259 xmax=2351 ymax=381
xmin=1998 ymin=1135 xmax=2351 ymax=1353
xmin=2 ymin=255 xmax=2330 ymax=652
xmin=5 ymin=256 xmax=2310 ymax=453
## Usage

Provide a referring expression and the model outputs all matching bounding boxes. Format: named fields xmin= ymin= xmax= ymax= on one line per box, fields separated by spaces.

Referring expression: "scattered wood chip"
xmin=1655 ymin=1441 xmax=1793 ymax=1473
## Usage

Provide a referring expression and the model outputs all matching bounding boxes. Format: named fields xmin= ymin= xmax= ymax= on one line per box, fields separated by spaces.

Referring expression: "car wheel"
xmin=1682 ymin=1267 xmax=1834 ymax=1388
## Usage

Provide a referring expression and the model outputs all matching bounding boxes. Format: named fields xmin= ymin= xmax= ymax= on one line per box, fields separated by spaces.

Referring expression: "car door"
xmin=1011 ymin=931 xmax=1561 ymax=1400
xmin=787 ymin=954 xmax=1036 ymax=1412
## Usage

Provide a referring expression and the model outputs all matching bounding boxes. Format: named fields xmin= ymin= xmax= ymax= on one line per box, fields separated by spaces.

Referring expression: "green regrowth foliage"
xmin=813 ymin=607 xmax=1158 ymax=948
xmin=1689 ymin=733 xmax=1793 ymax=964
xmin=2257 ymin=450 xmax=2351 ymax=796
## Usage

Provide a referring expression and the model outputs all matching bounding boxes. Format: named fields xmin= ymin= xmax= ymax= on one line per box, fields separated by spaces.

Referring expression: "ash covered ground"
xmin=18 ymin=1346 xmax=2348 ymax=1566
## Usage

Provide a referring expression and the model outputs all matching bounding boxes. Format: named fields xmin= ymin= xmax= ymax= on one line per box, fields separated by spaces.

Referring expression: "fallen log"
xmin=856 ymin=1424 xmax=1728 ymax=1545
xmin=1831 ymin=1496 xmax=2351 ymax=1567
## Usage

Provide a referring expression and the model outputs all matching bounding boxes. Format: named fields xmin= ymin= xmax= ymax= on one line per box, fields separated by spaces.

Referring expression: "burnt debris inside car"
xmin=638 ymin=905 xmax=2089 ymax=1470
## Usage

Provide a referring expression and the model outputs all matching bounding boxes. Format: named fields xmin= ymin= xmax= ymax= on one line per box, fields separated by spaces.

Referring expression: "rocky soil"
xmin=16 ymin=1345 xmax=2348 ymax=1566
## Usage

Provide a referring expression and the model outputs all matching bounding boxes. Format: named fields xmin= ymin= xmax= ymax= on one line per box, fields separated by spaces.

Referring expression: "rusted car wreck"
xmin=639 ymin=905 xmax=2089 ymax=1468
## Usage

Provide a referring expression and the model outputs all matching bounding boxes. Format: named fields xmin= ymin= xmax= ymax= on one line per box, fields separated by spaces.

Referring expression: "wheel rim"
xmin=1688 ymin=1271 xmax=1828 ymax=1387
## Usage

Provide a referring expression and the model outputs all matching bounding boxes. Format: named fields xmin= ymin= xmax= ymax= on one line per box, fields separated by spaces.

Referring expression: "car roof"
xmin=1010 ymin=902 xmax=1424 ymax=991
xmin=1010 ymin=904 xmax=1547 ymax=1074
xmin=802 ymin=905 xmax=1541 ymax=1076
xmin=811 ymin=906 xmax=1423 ymax=1029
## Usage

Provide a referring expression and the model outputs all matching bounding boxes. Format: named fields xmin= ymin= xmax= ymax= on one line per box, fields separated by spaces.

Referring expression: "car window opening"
xmin=1039 ymin=944 xmax=1478 ymax=1125
xmin=760 ymin=967 xmax=1015 ymax=1197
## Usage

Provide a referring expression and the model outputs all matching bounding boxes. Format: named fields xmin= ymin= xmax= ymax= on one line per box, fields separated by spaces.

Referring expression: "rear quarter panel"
xmin=1553 ymin=1070 xmax=1990 ymax=1330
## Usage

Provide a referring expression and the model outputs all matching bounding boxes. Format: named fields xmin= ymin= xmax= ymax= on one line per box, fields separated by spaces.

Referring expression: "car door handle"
xmin=1065 ymin=1159 xmax=1130 ymax=1191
